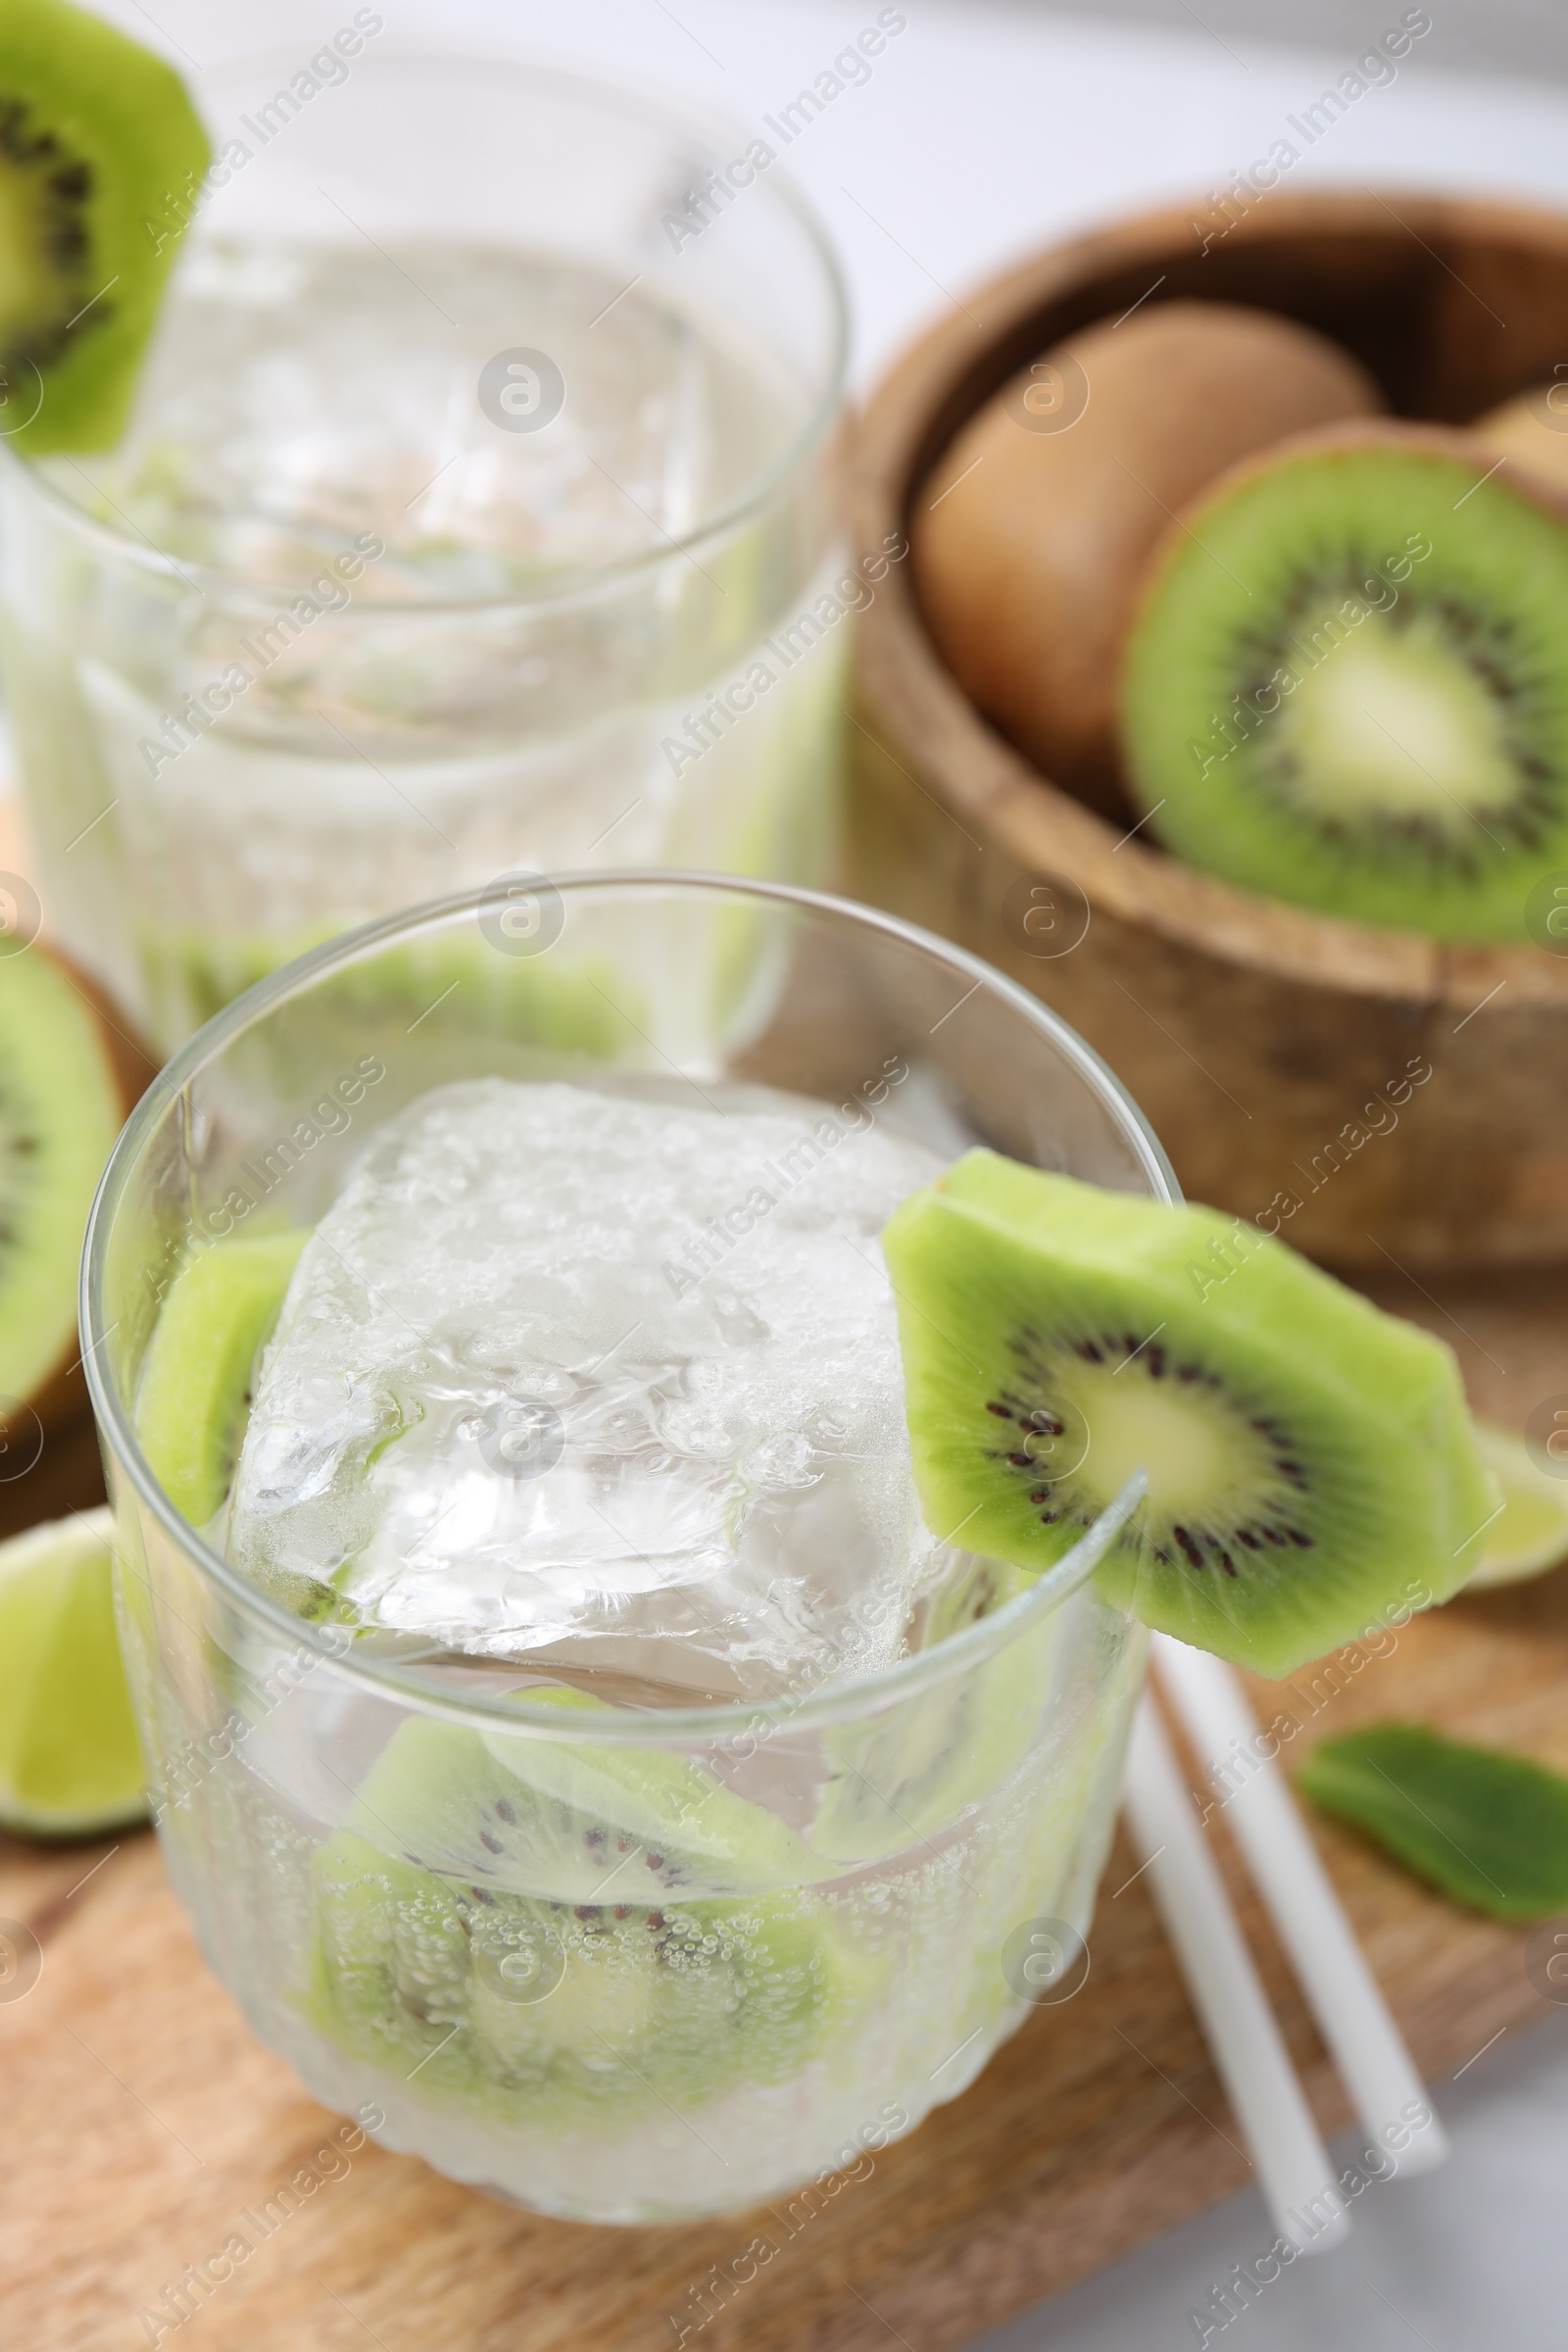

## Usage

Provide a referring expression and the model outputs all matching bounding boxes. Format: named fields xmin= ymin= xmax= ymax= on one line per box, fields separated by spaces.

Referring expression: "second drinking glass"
xmin=0 ymin=47 xmax=852 ymax=1048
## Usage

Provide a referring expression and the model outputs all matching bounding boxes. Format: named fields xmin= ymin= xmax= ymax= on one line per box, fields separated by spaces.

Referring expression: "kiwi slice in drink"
xmin=1 ymin=942 xmax=151 ymax=1438
xmin=1119 ymin=424 xmax=1568 ymax=942
xmin=352 ymin=1691 xmax=825 ymax=1901
xmin=144 ymin=925 xmax=649 ymax=1062
xmin=0 ymin=0 xmax=210 ymax=452
xmin=135 ymin=1231 xmax=306 ymax=1527
xmin=882 ymin=1152 xmax=1494 ymax=1676
xmin=307 ymin=1697 xmax=880 ymax=2126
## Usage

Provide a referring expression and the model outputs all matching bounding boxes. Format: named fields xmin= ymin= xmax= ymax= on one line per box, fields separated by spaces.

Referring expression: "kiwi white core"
xmin=1276 ymin=612 xmax=1517 ymax=823
xmin=1052 ymin=1360 xmax=1283 ymax=1523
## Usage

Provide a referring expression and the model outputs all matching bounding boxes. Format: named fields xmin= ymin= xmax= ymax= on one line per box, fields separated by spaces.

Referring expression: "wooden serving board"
xmin=6 ymin=803 xmax=1568 ymax=2350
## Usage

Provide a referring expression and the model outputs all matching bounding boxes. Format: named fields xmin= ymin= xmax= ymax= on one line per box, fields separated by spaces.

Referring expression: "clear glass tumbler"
xmin=0 ymin=49 xmax=851 ymax=1050
xmin=83 ymin=875 xmax=1175 ymax=2223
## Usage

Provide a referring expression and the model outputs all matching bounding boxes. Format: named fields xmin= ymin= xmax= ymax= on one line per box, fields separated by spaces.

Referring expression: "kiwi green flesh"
xmin=883 ymin=1153 xmax=1495 ymax=1677
xmin=0 ymin=0 xmax=210 ymax=452
xmin=134 ymin=1231 xmax=306 ymax=1529
xmin=1120 ymin=442 xmax=1568 ymax=942
xmin=307 ymin=1830 xmax=874 ymax=2128
xmin=0 ymin=949 xmax=123 ymax=1414
xmin=306 ymin=1702 xmax=884 ymax=2124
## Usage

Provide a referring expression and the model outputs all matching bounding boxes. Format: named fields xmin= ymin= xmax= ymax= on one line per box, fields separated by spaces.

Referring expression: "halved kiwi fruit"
xmin=134 ymin=1230 xmax=306 ymax=1528
xmin=882 ymin=1152 xmax=1494 ymax=1677
xmin=1119 ymin=423 xmax=1568 ymax=942
xmin=0 ymin=0 xmax=210 ymax=452
xmin=2 ymin=941 xmax=151 ymax=1441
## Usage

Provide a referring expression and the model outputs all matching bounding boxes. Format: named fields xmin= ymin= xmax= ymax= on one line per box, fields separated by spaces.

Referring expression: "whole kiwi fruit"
xmin=911 ymin=300 xmax=1384 ymax=813
xmin=1472 ymin=384 xmax=1568 ymax=499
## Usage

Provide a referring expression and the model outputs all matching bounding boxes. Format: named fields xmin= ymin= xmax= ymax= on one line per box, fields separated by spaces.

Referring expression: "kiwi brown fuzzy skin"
xmin=12 ymin=942 xmax=157 ymax=1437
xmin=1126 ymin=415 xmax=1568 ymax=614
xmin=911 ymin=300 xmax=1384 ymax=815
xmin=1471 ymin=388 xmax=1568 ymax=502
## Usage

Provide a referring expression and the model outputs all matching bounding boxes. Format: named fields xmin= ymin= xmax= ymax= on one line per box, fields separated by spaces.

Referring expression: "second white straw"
xmin=1152 ymin=1634 xmax=1448 ymax=2178
xmin=1122 ymin=1691 xmax=1350 ymax=2252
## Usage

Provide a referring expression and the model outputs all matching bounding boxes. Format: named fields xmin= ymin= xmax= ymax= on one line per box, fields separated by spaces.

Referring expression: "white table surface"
xmin=82 ymin=2 xmax=1568 ymax=2341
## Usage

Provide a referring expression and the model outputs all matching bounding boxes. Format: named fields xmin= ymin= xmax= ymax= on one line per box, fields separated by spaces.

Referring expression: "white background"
xmin=83 ymin=1 xmax=1568 ymax=2342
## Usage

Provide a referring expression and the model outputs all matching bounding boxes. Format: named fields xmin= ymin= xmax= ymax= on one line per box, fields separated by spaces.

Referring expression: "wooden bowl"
xmin=847 ymin=189 xmax=1568 ymax=1271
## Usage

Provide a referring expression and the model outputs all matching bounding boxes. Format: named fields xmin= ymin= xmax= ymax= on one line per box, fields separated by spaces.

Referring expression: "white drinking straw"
xmin=1152 ymin=1635 xmax=1448 ymax=2180
xmin=1122 ymin=1691 xmax=1351 ymax=2251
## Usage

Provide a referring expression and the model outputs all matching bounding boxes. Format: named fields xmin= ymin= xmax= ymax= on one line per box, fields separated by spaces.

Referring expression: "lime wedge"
xmin=1465 ymin=1420 xmax=1568 ymax=1589
xmin=0 ymin=1506 xmax=147 ymax=1837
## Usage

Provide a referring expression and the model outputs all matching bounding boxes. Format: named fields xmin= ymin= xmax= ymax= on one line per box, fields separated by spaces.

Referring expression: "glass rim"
xmin=81 ymin=871 xmax=1177 ymax=1743
xmin=0 ymin=44 xmax=852 ymax=617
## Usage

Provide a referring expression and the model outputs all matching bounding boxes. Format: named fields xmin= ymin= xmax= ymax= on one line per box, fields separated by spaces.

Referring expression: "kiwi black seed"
xmin=1119 ymin=423 xmax=1568 ymax=943
xmin=882 ymin=1151 xmax=1495 ymax=1676
xmin=981 ymin=1324 xmax=1318 ymax=1574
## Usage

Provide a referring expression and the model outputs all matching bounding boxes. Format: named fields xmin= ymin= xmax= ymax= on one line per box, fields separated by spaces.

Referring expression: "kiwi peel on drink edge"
xmin=1119 ymin=422 xmax=1568 ymax=943
xmin=883 ymin=1152 xmax=1494 ymax=1678
xmin=0 ymin=0 xmax=210 ymax=453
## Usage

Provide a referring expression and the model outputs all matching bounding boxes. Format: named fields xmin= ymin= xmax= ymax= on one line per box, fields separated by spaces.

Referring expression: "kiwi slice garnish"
xmin=882 ymin=1152 xmax=1495 ymax=1676
xmin=1119 ymin=423 xmax=1568 ymax=942
xmin=0 ymin=0 xmax=210 ymax=453
xmin=135 ymin=1231 xmax=306 ymax=1528
xmin=1 ymin=942 xmax=150 ymax=1436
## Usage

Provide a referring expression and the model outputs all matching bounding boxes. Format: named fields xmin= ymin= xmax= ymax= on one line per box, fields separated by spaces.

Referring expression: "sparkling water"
xmin=1 ymin=243 xmax=846 ymax=1042
xmin=226 ymin=1079 xmax=956 ymax=1696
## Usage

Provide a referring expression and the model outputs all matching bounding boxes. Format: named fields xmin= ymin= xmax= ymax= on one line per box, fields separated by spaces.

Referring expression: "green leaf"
xmin=1298 ymin=1723 xmax=1568 ymax=1923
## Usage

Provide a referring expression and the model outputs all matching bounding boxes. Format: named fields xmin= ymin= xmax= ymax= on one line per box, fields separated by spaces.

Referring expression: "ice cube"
xmin=226 ymin=1078 xmax=957 ymax=1692
xmin=51 ymin=242 xmax=730 ymax=592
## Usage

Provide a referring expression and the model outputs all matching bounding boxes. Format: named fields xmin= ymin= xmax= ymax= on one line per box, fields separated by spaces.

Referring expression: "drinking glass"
xmin=0 ymin=49 xmax=851 ymax=1050
xmin=83 ymin=874 xmax=1176 ymax=2222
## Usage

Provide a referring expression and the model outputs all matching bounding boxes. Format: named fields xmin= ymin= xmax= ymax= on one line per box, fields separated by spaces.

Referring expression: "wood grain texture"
xmin=848 ymin=190 xmax=1568 ymax=1273
xmin=4 ymin=1268 xmax=1566 ymax=2352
